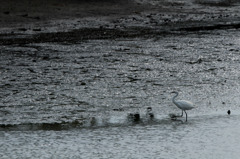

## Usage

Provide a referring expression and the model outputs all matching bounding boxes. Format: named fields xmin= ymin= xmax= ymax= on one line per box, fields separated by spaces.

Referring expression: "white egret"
xmin=171 ymin=91 xmax=195 ymax=122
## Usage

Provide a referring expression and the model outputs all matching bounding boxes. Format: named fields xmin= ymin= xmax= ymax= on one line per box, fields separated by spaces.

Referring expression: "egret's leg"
xmin=184 ymin=110 xmax=187 ymax=122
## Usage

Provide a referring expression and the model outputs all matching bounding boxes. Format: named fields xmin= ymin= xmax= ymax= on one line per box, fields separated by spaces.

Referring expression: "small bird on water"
xmin=227 ymin=110 xmax=231 ymax=115
xmin=146 ymin=107 xmax=154 ymax=119
xmin=128 ymin=113 xmax=140 ymax=122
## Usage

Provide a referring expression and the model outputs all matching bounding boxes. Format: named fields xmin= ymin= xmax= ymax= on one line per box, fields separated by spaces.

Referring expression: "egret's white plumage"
xmin=171 ymin=91 xmax=195 ymax=121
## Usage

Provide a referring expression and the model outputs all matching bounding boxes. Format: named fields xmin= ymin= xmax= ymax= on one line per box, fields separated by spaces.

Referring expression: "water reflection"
xmin=1 ymin=113 xmax=238 ymax=158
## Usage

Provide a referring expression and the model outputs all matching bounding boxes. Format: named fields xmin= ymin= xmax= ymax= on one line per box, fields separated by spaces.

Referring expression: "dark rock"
xmin=3 ymin=11 xmax=10 ymax=15
xmin=21 ymin=14 xmax=28 ymax=17
xmin=128 ymin=113 xmax=140 ymax=122
xmin=80 ymin=82 xmax=86 ymax=85
xmin=33 ymin=28 xmax=41 ymax=31
xmin=227 ymin=110 xmax=231 ymax=115
xmin=32 ymin=16 xmax=40 ymax=20
xmin=18 ymin=28 xmax=27 ymax=31
xmin=113 ymin=108 xmax=124 ymax=111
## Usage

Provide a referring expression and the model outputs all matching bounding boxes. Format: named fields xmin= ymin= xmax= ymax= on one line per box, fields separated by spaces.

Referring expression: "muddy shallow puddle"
xmin=0 ymin=29 xmax=240 ymax=158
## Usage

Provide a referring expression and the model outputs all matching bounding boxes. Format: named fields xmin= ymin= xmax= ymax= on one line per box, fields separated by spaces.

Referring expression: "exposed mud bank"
xmin=1 ymin=21 xmax=240 ymax=45
xmin=0 ymin=0 xmax=240 ymax=44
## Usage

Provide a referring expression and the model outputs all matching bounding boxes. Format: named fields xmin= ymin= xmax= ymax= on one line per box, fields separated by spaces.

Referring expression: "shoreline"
xmin=0 ymin=0 xmax=240 ymax=44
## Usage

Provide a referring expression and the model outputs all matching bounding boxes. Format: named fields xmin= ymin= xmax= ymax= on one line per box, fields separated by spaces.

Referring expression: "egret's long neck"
xmin=172 ymin=92 xmax=178 ymax=105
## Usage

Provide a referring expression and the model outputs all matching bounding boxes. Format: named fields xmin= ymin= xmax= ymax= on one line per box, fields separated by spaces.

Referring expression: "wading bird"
xmin=171 ymin=91 xmax=195 ymax=122
xmin=146 ymin=107 xmax=154 ymax=119
xmin=128 ymin=113 xmax=140 ymax=122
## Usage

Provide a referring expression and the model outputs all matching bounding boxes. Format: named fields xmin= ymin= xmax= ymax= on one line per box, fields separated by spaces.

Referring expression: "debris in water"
xmin=227 ymin=110 xmax=231 ymax=115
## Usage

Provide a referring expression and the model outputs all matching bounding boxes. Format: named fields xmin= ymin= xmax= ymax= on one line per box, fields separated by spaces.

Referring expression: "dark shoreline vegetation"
xmin=1 ymin=22 xmax=240 ymax=45
xmin=1 ymin=0 xmax=240 ymax=45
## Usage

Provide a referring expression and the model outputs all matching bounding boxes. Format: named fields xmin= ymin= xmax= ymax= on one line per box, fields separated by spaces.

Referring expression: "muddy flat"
xmin=0 ymin=0 xmax=240 ymax=44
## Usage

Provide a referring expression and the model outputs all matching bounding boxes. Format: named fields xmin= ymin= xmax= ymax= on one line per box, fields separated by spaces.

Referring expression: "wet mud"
xmin=1 ymin=0 xmax=240 ymax=131
xmin=1 ymin=21 xmax=240 ymax=45
xmin=2 ymin=1 xmax=240 ymax=158
xmin=0 ymin=0 xmax=240 ymax=44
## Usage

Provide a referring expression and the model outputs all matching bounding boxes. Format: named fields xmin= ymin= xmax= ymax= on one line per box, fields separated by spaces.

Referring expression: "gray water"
xmin=1 ymin=29 xmax=240 ymax=158
xmin=1 ymin=115 xmax=240 ymax=159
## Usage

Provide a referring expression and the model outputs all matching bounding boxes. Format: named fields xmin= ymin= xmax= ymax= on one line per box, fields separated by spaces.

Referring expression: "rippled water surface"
xmin=1 ymin=29 xmax=240 ymax=158
xmin=1 ymin=114 xmax=240 ymax=159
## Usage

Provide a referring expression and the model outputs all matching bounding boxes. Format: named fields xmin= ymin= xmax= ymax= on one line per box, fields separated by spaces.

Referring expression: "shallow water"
xmin=1 ymin=113 xmax=240 ymax=159
xmin=0 ymin=29 xmax=240 ymax=158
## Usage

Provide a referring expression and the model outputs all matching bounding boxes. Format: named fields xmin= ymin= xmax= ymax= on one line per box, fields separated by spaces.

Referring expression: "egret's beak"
xmin=171 ymin=91 xmax=177 ymax=94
